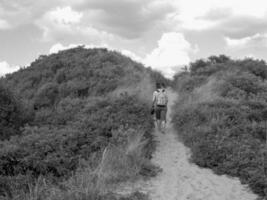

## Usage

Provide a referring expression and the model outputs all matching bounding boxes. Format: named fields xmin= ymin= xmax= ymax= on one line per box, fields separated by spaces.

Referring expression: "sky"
xmin=0 ymin=0 xmax=267 ymax=78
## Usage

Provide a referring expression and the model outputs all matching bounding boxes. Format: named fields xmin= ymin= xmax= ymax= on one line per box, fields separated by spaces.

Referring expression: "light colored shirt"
xmin=152 ymin=90 xmax=158 ymax=105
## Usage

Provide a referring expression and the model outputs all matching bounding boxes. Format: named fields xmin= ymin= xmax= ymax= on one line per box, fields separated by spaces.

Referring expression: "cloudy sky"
xmin=1 ymin=0 xmax=267 ymax=77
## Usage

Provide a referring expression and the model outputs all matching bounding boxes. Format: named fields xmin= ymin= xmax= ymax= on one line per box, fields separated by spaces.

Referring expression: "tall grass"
xmin=5 ymin=127 xmax=153 ymax=200
xmin=96 ymin=128 xmax=150 ymax=189
xmin=110 ymin=73 xmax=154 ymax=105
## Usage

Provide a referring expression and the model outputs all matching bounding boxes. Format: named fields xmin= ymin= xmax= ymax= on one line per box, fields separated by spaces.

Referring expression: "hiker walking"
xmin=152 ymin=83 xmax=168 ymax=133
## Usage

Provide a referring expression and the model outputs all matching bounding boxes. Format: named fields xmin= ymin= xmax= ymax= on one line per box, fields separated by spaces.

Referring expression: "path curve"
xmin=117 ymin=89 xmax=258 ymax=200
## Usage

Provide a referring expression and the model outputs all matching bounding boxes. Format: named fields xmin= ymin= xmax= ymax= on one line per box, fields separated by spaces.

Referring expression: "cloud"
xmin=223 ymin=33 xmax=267 ymax=61
xmin=170 ymin=0 xmax=267 ymax=32
xmin=1 ymin=0 xmax=267 ymax=38
xmin=0 ymin=19 xmax=10 ymax=29
xmin=120 ymin=49 xmax=143 ymax=63
xmin=203 ymin=13 xmax=267 ymax=40
xmin=0 ymin=0 xmax=64 ymax=28
xmin=76 ymin=0 xmax=175 ymax=39
xmin=201 ymin=7 xmax=233 ymax=21
xmin=0 ymin=61 xmax=19 ymax=77
xmin=49 ymin=43 xmax=110 ymax=54
xmin=36 ymin=6 xmax=116 ymax=44
xmin=220 ymin=0 xmax=267 ymax=18
xmin=37 ymin=6 xmax=83 ymax=37
xmin=144 ymin=32 xmax=195 ymax=78
xmin=1 ymin=0 xmax=267 ymax=72
xmin=46 ymin=6 xmax=83 ymax=24
xmin=225 ymin=33 xmax=267 ymax=48
xmin=179 ymin=18 xmax=217 ymax=31
xmin=225 ymin=35 xmax=253 ymax=47
xmin=49 ymin=43 xmax=75 ymax=54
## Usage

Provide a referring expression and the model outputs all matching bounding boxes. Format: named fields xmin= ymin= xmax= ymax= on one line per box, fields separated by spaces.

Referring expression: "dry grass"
xmin=109 ymin=73 xmax=154 ymax=105
xmin=175 ymin=77 xmax=221 ymax=112
xmin=6 ymin=128 xmax=153 ymax=200
xmin=96 ymin=128 xmax=149 ymax=192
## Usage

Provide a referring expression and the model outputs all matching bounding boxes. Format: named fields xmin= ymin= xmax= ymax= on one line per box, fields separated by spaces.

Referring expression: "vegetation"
xmin=0 ymin=85 xmax=31 ymax=140
xmin=172 ymin=55 xmax=267 ymax=198
xmin=0 ymin=47 xmax=166 ymax=199
xmin=3 ymin=47 xmax=265 ymax=199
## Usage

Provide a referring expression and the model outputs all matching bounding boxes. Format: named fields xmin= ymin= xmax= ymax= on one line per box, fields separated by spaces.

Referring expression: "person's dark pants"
xmin=155 ymin=105 xmax=167 ymax=121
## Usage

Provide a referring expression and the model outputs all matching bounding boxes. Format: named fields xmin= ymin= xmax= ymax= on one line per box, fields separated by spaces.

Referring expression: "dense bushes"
xmin=0 ymin=48 xmax=164 ymax=199
xmin=0 ymin=84 xmax=29 ymax=140
xmin=172 ymin=56 xmax=267 ymax=197
xmin=34 ymin=82 xmax=59 ymax=109
xmin=0 ymin=94 xmax=154 ymax=197
xmin=0 ymin=96 xmax=153 ymax=198
xmin=4 ymin=47 xmax=162 ymax=103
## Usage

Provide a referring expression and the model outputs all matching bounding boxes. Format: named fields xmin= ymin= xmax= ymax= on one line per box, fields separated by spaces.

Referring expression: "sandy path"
xmin=116 ymin=90 xmax=258 ymax=200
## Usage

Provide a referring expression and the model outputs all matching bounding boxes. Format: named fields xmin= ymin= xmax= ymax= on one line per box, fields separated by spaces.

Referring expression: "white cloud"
xmin=49 ymin=43 xmax=110 ymax=54
xmin=225 ymin=33 xmax=267 ymax=47
xmin=49 ymin=43 xmax=81 ymax=54
xmin=225 ymin=36 xmax=252 ymax=47
xmin=37 ymin=6 xmax=116 ymax=45
xmin=245 ymin=54 xmax=256 ymax=59
xmin=121 ymin=50 xmax=143 ymax=63
xmin=46 ymin=6 xmax=82 ymax=25
xmin=170 ymin=0 xmax=267 ymax=31
xmin=37 ymin=6 xmax=84 ymax=40
xmin=219 ymin=0 xmax=267 ymax=18
xmin=180 ymin=18 xmax=216 ymax=31
xmin=144 ymin=32 xmax=194 ymax=78
xmin=37 ymin=9 xmax=75 ymax=40
xmin=0 ymin=61 xmax=20 ymax=77
xmin=0 ymin=19 xmax=10 ymax=29
xmin=49 ymin=43 xmax=65 ymax=54
xmin=171 ymin=0 xmax=218 ymax=31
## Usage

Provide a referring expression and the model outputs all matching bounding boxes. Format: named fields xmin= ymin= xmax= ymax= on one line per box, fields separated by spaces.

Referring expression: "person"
xmin=152 ymin=82 xmax=168 ymax=133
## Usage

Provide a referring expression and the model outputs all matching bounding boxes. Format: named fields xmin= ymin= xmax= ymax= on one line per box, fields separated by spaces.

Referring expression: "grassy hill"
xmin=2 ymin=49 xmax=265 ymax=199
xmin=0 ymin=47 xmax=167 ymax=200
xmin=172 ymin=55 xmax=267 ymax=198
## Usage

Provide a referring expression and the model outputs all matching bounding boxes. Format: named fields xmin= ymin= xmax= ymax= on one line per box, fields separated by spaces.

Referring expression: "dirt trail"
xmin=116 ymin=89 xmax=258 ymax=200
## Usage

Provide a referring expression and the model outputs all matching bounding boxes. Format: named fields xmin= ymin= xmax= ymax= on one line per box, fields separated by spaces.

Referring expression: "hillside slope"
xmin=172 ymin=55 xmax=267 ymax=198
xmin=0 ymin=47 xmax=167 ymax=199
xmin=3 ymin=47 xmax=167 ymax=105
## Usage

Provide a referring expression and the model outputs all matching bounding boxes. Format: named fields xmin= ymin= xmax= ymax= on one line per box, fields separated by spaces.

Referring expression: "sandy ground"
xmin=116 ymin=90 xmax=258 ymax=200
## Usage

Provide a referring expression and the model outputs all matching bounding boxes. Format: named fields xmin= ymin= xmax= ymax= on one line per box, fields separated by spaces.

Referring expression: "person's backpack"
xmin=156 ymin=90 xmax=167 ymax=106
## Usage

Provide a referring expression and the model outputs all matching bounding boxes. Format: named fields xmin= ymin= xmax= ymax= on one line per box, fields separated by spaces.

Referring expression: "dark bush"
xmin=0 ymin=94 xmax=153 ymax=179
xmin=0 ymin=84 xmax=27 ymax=140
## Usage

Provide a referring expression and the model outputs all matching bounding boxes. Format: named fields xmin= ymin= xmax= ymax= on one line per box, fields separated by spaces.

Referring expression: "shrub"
xmin=34 ymin=82 xmax=59 ymax=109
xmin=172 ymin=56 xmax=267 ymax=197
xmin=0 ymin=48 xmax=165 ymax=199
xmin=0 ymin=84 xmax=27 ymax=140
